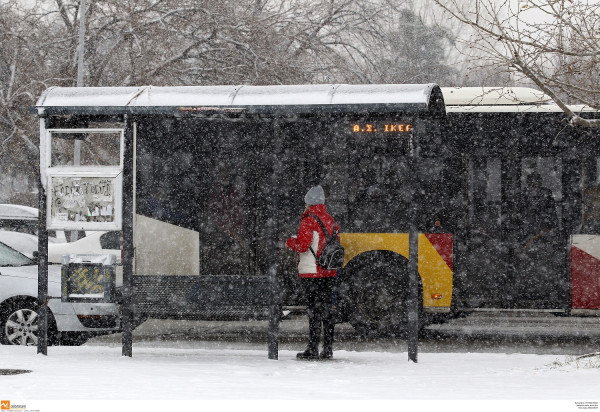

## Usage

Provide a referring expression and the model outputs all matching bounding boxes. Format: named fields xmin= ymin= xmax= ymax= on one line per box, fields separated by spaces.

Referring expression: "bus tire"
xmin=345 ymin=251 xmax=422 ymax=336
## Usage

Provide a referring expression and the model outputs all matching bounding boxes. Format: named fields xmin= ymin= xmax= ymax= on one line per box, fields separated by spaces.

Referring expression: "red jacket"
xmin=286 ymin=204 xmax=339 ymax=278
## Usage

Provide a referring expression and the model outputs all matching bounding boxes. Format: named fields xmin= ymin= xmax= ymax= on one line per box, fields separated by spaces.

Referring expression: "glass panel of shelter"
xmin=202 ymin=121 xmax=256 ymax=277
xmin=50 ymin=130 xmax=122 ymax=167
xmin=278 ymin=114 xmax=457 ymax=235
xmin=136 ymin=114 xmax=457 ymax=281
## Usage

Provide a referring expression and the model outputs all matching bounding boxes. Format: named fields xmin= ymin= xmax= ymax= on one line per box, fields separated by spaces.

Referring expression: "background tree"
xmin=367 ymin=8 xmax=458 ymax=84
xmin=0 ymin=0 xmax=461 ymax=204
xmin=0 ymin=2 xmax=60 ymax=203
xmin=432 ymin=0 xmax=600 ymax=128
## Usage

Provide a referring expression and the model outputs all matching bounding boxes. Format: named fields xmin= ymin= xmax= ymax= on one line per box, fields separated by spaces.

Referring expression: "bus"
xmin=34 ymin=84 xmax=600 ymax=337
xmin=444 ymin=87 xmax=600 ymax=318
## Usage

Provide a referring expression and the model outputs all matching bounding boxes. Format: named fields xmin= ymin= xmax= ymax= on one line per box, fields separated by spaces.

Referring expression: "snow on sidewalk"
xmin=0 ymin=345 xmax=598 ymax=404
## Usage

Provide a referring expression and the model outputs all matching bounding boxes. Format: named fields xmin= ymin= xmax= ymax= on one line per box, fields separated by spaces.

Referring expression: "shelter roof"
xmin=35 ymin=84 xmax=443 ymax=116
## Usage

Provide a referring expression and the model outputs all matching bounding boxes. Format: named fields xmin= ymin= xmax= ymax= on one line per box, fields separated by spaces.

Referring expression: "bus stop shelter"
xmin=34 ymin=84 xmax=447 ymax=361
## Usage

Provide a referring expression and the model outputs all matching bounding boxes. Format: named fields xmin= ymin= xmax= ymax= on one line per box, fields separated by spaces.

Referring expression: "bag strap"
xmin=305 ymin=214 xmax=337 ymax=261
xmin=308 ymin=214 xmax=336 ymax=241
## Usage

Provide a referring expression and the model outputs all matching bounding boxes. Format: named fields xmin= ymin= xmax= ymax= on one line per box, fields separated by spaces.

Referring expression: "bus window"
xmin=520 ymin=158 xmax=562 ymax=203
xmin=467 ymin=157 xmax=502 ymax=232
xmin=346 ymin=149 xmax=408 ymax=232
xmin=583 ymin=157 xmax=600 ymax=232
xmin=486 ymin=158 xmax=501 ymax=204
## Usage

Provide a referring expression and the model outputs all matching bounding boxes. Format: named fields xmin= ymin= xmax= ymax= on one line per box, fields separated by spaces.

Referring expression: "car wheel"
xmin=0 ymin=300 xmax=56 ymax=346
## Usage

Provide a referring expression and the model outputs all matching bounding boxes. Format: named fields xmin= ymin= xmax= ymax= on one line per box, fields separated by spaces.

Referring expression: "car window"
xmin=0 ymin=242 xmax=34 ymax=267
xmin=100 ymin=231 xmax=120 ymax=250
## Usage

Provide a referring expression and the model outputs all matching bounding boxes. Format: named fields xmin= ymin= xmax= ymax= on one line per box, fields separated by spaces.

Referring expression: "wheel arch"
xmin=0 ymin=295 xmax=41 ymax=313
xmin=340 ymin=232 xmax=453 ymax=309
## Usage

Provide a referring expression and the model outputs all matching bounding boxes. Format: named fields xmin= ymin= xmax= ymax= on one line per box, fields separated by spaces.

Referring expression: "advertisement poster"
xmin=49 ymin=175 xmax=120 ymax=229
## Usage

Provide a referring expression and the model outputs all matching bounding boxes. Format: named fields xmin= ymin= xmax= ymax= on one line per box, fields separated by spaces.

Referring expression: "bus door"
xmin=509 ymin=157 xmax=569 ymax=309
xmin=462 ymin=157 xmax=509 ymax=308
xmin=463 ymin=156 xmax=571 ymax=309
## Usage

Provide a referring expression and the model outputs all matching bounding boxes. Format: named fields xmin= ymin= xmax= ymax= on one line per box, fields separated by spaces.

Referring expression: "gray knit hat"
xmin=304 ymin=185 xmax=325 ymax=205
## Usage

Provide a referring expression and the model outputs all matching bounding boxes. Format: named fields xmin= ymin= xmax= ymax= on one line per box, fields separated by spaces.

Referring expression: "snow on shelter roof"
xmin=441 ymin=87 xmax=552 ymax=106
xmin=440 ymin=87 xmax=598 ymax=113
xmin=34 ymin=84 xmax=443 ymax=115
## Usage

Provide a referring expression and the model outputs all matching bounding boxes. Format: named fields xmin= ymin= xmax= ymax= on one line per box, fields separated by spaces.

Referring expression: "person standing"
xmin=286 ymin=185 xmax=339 ymax=359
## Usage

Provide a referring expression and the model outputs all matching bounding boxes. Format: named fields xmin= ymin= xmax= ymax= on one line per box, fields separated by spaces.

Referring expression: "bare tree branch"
xmin=434 ymin=0 xmax=600 ymax=128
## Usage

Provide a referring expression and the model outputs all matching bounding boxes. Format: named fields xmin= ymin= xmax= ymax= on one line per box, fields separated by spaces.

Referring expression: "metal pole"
xmin=122 ymin=115 xmax=134 ymax=357
xmin=267 ymin=244 xmax=280 ymax=360
xmin=71 ymin=0 xmax=86 ymax=242
xmin=77 ymin=0 xmax=86 ymax=88
xmin=407 ymin=134 xmax=419 ymax=363
xmin=267 ymin=122 xmax=282 ymax=360
xmin=37 ymin=177 xmax=49 ymax=355
xmin=407 ymin=224 xmax=419 ymax=363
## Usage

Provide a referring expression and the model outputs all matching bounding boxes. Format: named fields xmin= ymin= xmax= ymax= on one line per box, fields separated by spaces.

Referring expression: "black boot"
xmin=299 ymin=306 xmax=320 ymax=360
xmin=320 ymin=338 xmax=333 ymax=359
xmin=320 ymin=318 xmax=334 ymax=359
xmin=297 ymin=346 xmax=319 ymax=359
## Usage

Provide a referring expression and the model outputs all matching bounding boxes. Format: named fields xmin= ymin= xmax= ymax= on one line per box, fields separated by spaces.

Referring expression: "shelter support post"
xmin=122 ymin=115 xmax=134 ymax=357
xmin=407 ymin=226 xmax=419 ymax=362
xmin=407 ymin=150 xmax=419 ymax=362
xmin=267 ymin=214 xmax=280 ymax=359
xmin=267 ymin=123 xmax=283 ymax=360
xmin=267 ymin=197 xmax=281 ymax=360
xmin=37 ymin=178 xmax=49 ymax=355
xmin=268 ymin=275 xmax=280 ymax=360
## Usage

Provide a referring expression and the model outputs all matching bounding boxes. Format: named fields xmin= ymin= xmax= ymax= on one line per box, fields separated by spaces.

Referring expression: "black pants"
xmin=301 ymin=277 xmax=336 ymax=352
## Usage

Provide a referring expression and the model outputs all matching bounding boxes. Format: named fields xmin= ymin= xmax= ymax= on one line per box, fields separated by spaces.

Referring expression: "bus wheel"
xmin=346 ymin=253 xmax=416 ymax=336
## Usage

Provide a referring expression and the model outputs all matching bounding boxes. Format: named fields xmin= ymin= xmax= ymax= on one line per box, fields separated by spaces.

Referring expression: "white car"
xmin=0 ymin=203 xmax=38 ymax=224
xmin=0 ymin=240 xmax=121 ymax=346
xmin=0 ymin=230 xmax=64 ymax=259
xmin=48 ymin=231 xmax=123 ymax=287
xmin=0 ymin=203 xmax=67 ymax=243
xmin=48 ymin=231 xmax=121 ymax=264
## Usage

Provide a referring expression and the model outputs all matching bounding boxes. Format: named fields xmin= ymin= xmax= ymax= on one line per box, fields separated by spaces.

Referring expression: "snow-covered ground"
xmin=1 ymin=339 xmax=598 ymax=412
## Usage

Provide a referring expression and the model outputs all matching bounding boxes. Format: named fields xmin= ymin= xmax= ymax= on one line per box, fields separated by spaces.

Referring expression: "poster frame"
xmin=46 ymin=170 xmax=123 ymax=230
xmin=45 ymin=128 xmax=124 ymax=231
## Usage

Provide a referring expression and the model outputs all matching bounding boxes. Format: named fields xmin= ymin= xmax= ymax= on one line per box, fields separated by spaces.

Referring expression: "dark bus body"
xmin=35 ymin=85 xmax=600 ymax=336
